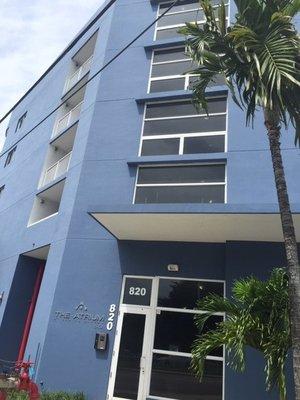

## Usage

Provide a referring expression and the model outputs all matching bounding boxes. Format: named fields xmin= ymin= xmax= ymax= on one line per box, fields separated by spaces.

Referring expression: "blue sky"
xmin=0 ymin=0 xmax=105 ymax=150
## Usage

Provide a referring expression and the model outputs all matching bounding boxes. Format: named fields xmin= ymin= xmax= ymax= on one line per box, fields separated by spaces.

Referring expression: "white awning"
xmin=91 ymin=211 xmax=300 ymax=243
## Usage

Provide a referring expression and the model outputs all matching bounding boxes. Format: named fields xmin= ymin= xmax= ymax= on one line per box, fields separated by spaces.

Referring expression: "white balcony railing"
xmin=64 ymin=56 xmax=93 ymax=93
xmin=42 ymin=151 xmax=72 ymax=187
xmin=53 ymin=101 xmax=83 ymax=137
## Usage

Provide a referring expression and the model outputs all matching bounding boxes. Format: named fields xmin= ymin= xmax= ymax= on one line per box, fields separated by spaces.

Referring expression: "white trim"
xmin=156 ymin=306 xmax=225 ymax=315
xmin=142 ymin=131 xmax=226 ymax=139
xmin=136 ymin=182 xmax=226 ymax=187
xmin=27 ymin=212 xmax=58 ymax=228
xmin=144 ymin=112 xmax=226 ymax=121
xmin=152 ymin=349 xmax=224 ymax=361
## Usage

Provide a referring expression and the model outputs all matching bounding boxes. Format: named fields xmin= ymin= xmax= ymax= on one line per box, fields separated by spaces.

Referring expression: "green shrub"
xmin=6 ymin=391 xmax=85 ymax=400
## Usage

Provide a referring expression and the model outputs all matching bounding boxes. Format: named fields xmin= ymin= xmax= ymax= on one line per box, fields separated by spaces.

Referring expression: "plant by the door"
xmin=191 ymin=268 xmax=291 ymax=400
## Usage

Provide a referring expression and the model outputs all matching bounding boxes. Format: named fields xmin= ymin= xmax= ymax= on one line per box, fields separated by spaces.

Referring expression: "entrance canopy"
xmin=90 ymin=204 xmax=300 ymax=243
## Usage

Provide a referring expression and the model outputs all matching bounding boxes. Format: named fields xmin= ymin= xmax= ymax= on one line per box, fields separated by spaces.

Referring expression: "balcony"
xmin=42 ymin=151 xmax=72 ymax=187
xmin=52 ymin=101 xmax=82 ymax=138
xmin=64 ymin=56 xmax=93 ymax=94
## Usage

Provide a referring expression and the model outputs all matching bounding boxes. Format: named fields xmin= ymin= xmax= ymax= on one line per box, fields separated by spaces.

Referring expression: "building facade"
xmin=0 ymin=0 xmax=299 ymax=399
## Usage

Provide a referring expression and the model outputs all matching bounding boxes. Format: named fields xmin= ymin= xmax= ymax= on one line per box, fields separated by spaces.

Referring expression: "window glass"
xmin=159 ymin=0 xmax=200 ymax=13
xmin=145 ymin=98 xmax=226 ymax=119
xmin=158 ymin=279 xmax=224 ymax=308
xmin=150 ymin=78 xmax=185 ymax=93
xmin=135 ymin=185 xmax=225 ymax=204
xmin=154 ymin=312 xmax=223 ymax=355
xmin=157 ymin=10 xmax=204 ymax=27
xmin=141 ymin=138 xmax=180 ymax=156
xmin=144 ymin=115 xmax=226 ymax=135
xmin=153 ymin=47 xmax=188 ymax=63
xmin=137 ymin=165 xmax=225 ymax=184
xmin=184 ymin=135 xmax=225 ymax=154
xmin=151 ymin=60 xmax=193 ymax=78
xmin=189 ymin=74 xmax=226 ymax=89
xmin=156 ymin=27 xmax=185 ymax=40
xmin=113 ymin=314 xmax=146 ymax=400
xmin=4 ymin=147 xmax=16 ymax=167
xmin=150 ymin=356 xmax=223 ymax=400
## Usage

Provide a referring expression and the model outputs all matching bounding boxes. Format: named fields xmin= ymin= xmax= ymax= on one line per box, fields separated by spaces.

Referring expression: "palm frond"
xmin=191 ymin=268 xmax=291 ymax=398
xmin=180 ymin=0 xmax=300 ymax=145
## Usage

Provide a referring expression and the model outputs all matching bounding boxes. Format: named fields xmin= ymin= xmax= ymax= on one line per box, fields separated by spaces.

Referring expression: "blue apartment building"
xmin=0 ymin=0 xmax=299 ymax=399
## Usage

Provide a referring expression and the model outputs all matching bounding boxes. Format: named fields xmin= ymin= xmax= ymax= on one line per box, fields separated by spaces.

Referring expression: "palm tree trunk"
xmin=264 ymin=109 xmax=300 ymax=400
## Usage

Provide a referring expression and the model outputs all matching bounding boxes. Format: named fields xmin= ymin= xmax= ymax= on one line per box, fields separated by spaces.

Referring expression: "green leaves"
xmin=191 ymin=269 xmax=291 ymax=399
xmin=180 ymin=0 xmax=300 ymax=145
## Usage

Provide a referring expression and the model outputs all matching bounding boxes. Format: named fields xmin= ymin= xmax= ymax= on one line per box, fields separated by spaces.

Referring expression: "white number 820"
xmin=129 ymin=287 xmax=146 ymax=296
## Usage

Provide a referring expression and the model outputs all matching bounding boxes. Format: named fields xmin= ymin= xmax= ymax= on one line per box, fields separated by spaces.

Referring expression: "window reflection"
xmin=150 ymin=355 xmax=223 ymax=400
xmin=154 ymin=312 xmax=223 ymax=356
xmin=158 ymin=279 xmax=224 ymax=309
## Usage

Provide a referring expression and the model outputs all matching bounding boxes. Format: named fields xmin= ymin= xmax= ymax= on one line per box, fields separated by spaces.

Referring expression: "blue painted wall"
xmin=0 ymin=0 xmax=299 ymax=399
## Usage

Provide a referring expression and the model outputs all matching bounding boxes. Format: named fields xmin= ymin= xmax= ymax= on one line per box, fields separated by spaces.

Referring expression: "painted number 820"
xmin=129 ymin=287 xmax=146 ymax=296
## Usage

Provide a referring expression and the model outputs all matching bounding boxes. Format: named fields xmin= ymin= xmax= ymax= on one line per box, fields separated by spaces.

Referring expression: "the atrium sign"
xmin=54 ymin=302 xmax=104 ymax=325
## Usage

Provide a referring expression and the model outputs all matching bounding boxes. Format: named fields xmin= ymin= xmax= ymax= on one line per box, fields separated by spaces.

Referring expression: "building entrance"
xmin=107 ymin=276 xmax=225 ymax=400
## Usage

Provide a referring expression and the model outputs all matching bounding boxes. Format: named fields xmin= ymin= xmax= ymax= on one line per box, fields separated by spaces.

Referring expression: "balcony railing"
xmin=64 ymin=56 xmax=93 ymax=93
xmin=53 ymin=101 xmax=82 ymax=137
xmin=42 ymin=151 xmax=72 ymax=187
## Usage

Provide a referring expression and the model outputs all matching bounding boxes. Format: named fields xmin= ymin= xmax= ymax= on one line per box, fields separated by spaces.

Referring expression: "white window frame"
xmin=148 ymin=46 xmax=226 ymax=94
xmin=133 ymin=162 xmax=227 ymax=205
xmin=155 ymin=0 xmax=229 ymax=41
xmin=138 ymin=97 xmax=228 ymax=157
xmin=107 ymin=275 xmax=226 ymax=400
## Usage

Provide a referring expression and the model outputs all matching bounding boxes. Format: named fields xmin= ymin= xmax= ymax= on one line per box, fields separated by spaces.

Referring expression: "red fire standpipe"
xmin=17 ymin=265 xmax=45 ymax=362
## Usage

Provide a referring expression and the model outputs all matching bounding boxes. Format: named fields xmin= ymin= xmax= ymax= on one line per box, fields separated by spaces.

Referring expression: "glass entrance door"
xmin=108 ymin=276 xmax=224 ymax=400
xmin=112 ymin=310 xmax=150 ymax=400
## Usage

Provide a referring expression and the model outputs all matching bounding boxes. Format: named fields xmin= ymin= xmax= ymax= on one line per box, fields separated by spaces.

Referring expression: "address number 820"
xmin=129 ymin=287 xmax=146 ymax=296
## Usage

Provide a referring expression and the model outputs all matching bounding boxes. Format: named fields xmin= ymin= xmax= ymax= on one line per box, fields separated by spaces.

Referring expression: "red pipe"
xmin=17 ymin=264 xmax=45 ymax=362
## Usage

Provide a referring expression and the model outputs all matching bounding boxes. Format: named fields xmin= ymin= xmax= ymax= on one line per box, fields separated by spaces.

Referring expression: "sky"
xmin=0 ymin=0 xmax=105 ymax=150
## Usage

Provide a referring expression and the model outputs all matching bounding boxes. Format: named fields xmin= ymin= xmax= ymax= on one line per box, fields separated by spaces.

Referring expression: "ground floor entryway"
xmin=107 ymin=276 xmax=225 ymax=400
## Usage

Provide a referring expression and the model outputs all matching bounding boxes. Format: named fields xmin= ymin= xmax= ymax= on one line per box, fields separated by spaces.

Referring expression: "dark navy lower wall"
xmin=33 ymin=238 xmax=297 ymax=400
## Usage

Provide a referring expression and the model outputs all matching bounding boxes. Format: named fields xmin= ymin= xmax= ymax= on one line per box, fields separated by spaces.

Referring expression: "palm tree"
xmin=179 ymin=0 xmax=300 ymax=397
xmin=191 ymin=269 xmax=290 ymax=399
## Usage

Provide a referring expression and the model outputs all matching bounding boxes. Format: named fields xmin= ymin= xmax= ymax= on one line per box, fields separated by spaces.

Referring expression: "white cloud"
xmin=0 ymin=0 xmax=104 ymax=150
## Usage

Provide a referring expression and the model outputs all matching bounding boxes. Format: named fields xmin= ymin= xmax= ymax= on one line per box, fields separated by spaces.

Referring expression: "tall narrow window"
xmin=4 ymin=147 xmax=17 ymax=167
xmin=0 ymin=185 xmax=5 ymax=197
xmin=15 ymin=112 xmax=27 ymax=132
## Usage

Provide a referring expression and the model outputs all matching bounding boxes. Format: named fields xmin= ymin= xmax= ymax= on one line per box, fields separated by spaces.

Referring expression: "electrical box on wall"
xmin=94 ymin=333 xmax=108 ymax=351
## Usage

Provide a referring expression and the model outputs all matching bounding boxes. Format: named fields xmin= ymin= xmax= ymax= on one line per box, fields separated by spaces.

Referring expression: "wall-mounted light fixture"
xmin=167 ymin=264 xmax=179 ymax=272
xmin=0 ymin=291 xmax=4 ymax=305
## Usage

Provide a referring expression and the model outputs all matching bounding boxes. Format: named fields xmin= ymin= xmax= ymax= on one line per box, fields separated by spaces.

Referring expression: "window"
xmin=134 ymin=164 xmax=226 ymax=204
xmin=149 ymin=47 xmax=225 ymax=93
xmin=5 ymin=127 xmax=9 ymax=137
xmin=0 ymin=185 xmax=5 ymax=196
xmin=155 ymin=0 xmax=229 ymax=41
xmin=140 ymin=97 xmax=227 ymax=156
xmin=151 ymin=278 xmax=224 ymax=399
xmin=15 ymin=112 xmax=27 ymax=132
xmin=4 ymin=147 xmax=16 ymax=167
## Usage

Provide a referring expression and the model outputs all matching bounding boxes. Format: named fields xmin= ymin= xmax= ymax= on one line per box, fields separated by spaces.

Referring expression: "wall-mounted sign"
xmin=123 ymin=278 xmax=152 ymax=306
xmin=54 ymin=302 xmax=104 ymax=325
